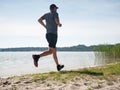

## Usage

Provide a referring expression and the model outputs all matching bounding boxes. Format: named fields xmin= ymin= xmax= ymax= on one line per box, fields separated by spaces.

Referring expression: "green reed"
xmin=94 ymin=44 xmax=120 ymax=64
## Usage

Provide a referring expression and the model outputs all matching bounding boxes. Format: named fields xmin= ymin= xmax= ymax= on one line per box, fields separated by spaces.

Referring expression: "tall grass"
xmin=94 ymin=44 xmax=120 ymax=65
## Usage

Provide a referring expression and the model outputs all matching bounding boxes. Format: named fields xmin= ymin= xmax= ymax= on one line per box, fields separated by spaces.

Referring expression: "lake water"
xmin=0 ymin=52 xmax=96 ymax=78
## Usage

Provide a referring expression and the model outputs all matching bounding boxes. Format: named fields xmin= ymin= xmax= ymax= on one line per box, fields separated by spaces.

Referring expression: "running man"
xmin=32 ymin=4 xmax=64 ymax=71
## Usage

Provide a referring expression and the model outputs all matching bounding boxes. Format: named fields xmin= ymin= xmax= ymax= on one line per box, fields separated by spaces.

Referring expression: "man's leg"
xmin=32 ymin=48 xmax=52 ymax=67
xmin=51 ymin=48 xmax=59 ymax=65
xmin=33 ymin=47 xmax=64 ymax=71
xmin=40 ymin=47 xmax=59 ymax=65
xmin=51 ymin=47 xmax=64 ymax=71
xmin=40 ymin=48 xmax=52 ymax=58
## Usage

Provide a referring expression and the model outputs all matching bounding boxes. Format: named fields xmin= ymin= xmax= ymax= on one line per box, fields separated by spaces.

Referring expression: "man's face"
xmin=53 ymin=7 xmax=57 ymax=12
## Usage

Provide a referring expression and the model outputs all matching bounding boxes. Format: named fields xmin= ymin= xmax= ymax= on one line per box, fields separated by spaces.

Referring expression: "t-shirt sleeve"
xmin=53 ymin=12 xmax=59 ymax=19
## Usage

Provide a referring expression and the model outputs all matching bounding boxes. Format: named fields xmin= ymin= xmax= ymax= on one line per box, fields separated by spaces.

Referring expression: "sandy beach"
xmin=1 ymin=75 xmax=120 ymax=90
xmin=1 ymin=64 xmax=120 ymax=90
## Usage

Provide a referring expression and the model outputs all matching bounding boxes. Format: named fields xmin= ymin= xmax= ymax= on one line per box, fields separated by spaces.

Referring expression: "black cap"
xmin=50 ymin=4 xmax=58 ymax=10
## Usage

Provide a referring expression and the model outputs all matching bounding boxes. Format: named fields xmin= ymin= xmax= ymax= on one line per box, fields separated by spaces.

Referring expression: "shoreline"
xmin=0 ymin=62 xmax=116 ymax=78
xmin=0 ymin=63 xmax=120 ymax=90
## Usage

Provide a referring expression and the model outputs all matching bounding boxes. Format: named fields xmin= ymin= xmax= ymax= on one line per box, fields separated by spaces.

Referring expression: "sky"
xmin=0 ymin=0 xmax=120 ymax=48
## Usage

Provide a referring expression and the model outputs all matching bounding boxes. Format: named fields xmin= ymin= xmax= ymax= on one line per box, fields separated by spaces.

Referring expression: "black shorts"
xmin=46 ymin=33 xmax=58 ymax=48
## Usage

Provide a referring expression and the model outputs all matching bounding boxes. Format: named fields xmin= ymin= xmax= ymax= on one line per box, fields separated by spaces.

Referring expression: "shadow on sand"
xmin=60 ymin=69 xmax=103 ymax=76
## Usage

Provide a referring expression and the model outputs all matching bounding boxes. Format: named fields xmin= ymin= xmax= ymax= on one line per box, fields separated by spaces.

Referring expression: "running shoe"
xmin=57 ymin=64 xmax=64 ymax=71
xmin=32 ymin=55 xmax=40 ymax=67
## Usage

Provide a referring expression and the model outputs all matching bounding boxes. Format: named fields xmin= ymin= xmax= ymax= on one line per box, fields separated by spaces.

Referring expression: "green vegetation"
xmin=87 ymin=63 xmax=120 ymax=75
xmin=30 ymin=71 xmax=81 ymax=83
xmin=95 ymin=44 xmax=120 ymax=59
xmin=87 ymin=88 xmax=93 ymax=90
xmin=94 ymin=44 xmax=120 ymax=64
xmin=8 ymin=63 xmax=120 ymax=82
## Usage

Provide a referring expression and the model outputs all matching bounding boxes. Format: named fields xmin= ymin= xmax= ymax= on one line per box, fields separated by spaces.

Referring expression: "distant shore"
xmin=0 ymin=44 xmax=94 ymax=52
xmin=0 ymin=43 xmax=119 ymax=52
xmin=0 ymin=63 xmax=120 ymax=90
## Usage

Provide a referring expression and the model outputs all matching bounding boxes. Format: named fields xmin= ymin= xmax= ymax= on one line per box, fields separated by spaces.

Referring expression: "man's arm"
xmin=38 ymin=17 xmax=46 ymax=29
xmin=55 ymin=18 xmax=62 ymax=27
